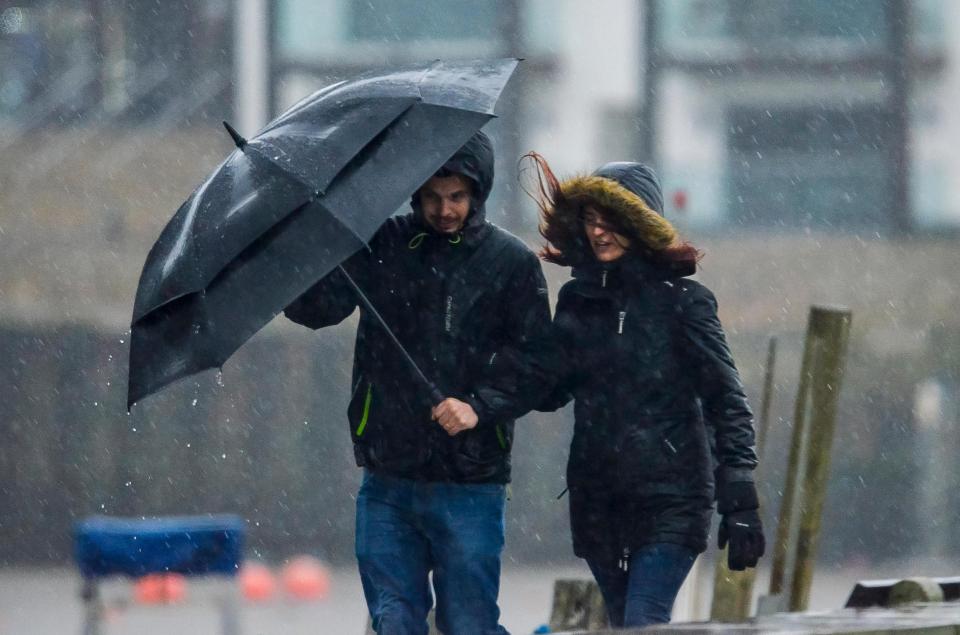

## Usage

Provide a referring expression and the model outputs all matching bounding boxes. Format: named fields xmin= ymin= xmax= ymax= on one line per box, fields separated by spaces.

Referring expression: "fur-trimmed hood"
xmin=529 ymin=156 xmax=696 ymax=273
xmin=555 ymin=164 xmax=676 ymax=250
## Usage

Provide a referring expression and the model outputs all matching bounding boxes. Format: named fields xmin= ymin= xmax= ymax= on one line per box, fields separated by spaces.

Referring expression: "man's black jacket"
xmin=285 ymin=215 xmax=551 ymax=483
xmin=285 ymin=134 xmax=552 ymax=483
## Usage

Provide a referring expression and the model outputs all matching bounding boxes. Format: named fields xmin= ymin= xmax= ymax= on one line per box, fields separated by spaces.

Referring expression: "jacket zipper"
xmin=355 ymin=384 xmax=373 ymax=437
xmin=601 ymin=270 xmax=608 ymax=288
xmin=617 ymin=310 xmax=626 ymax=335
xmin=619 ymin=546 xmax=631 ymax=571
xmin=495 ymin=424 xmax=507 ymax=450
xmin=444 ymin=295 xmax=453 ymax=332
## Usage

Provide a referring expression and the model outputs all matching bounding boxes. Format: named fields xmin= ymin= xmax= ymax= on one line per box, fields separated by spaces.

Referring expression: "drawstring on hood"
xmin=409 ymin=232 xmax=428 ymax=250
xmin=408 ymin=231 xmax=463 ymax=250
xmin=410 ymin=130 xmax=495 ymax=248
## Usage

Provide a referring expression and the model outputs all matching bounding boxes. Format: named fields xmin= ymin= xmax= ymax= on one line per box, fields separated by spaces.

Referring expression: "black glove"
xmin=718 ymin=509 xmax=765 ymax=570
xmin=717 ymin=480 xmax=765 ymax=571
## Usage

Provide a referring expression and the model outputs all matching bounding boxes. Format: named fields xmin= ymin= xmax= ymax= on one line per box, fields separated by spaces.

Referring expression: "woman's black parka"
xmin=539 ymin=162 xmax=758 ymax=559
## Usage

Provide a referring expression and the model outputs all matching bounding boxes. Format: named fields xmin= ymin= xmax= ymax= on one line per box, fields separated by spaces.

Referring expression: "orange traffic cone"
xmin=281 ymin=555 xmax=330 ymax=601
xmin=239 ymin=561 xmax=277 ymax=602
xmin=134 ymin=573 xmax=187 ymax=604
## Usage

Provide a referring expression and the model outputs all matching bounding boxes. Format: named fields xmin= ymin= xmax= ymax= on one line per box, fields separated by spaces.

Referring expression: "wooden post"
xmin=548 ymin=579 xmax=608 ymax=632
xmin=768 ymin=329 xmax=814 ymax=603
xmin=889 ymin=578 xmax=945 ymax=606
xmin=711 ymin=337 xmax=777 ymax=622
xmin=766 ymin=307 xmax=852 ymax=613
xmin=710 ymin=557 xmax=754 ymax=623
xmin=789 ymin=307 xmax=852 ymax=612
xmin=756 ymin=336 xmax=778 ymax=459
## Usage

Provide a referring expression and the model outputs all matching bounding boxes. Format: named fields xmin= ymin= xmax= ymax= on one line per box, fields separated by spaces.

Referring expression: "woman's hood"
xmin=591 ymin=161 xmax=664 ymax=215
xmin=556 ymin=162 xmax=675 ymax=252
xmin=538 ymin=160 xmax=682 ymax=265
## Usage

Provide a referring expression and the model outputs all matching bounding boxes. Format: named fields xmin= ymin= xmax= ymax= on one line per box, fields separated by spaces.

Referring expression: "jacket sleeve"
xmin=463 ymin=252 xmax=559 ymax=423
xmin=283 ymin=250 xmax=367 ymax=329
xmin=534 ymin=287 xmax=578 ymax=412
xmin=678 ymin=282 xmax=758 ymax=485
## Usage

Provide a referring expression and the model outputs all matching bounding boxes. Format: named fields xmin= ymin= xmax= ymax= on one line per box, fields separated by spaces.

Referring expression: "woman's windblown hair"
xmin=520 ymin=151 xmax=575 ymax=265
xmin=520 ymin=152 xmax=701 ymax=272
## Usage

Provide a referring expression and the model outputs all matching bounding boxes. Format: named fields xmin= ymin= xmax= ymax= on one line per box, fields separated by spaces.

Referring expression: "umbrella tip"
xmin=222 ymin=121 xmax=247 ymax=148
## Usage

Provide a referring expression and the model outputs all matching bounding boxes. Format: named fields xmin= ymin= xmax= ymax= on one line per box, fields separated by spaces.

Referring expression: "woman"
xmin=528 ymin=155 xmax=765 ymax=628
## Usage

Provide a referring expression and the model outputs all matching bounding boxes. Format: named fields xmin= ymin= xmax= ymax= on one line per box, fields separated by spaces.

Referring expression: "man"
xmin=285 ymin=131 xmax=551 ymax=635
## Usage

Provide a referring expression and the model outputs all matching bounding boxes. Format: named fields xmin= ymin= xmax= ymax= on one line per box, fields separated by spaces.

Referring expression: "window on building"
xmin=276 ymin=0 xmax=510 ymax=64
xmin=726 ymin=0 xmax=887 ymax=43
xmin=347 ymin=0 xmax=503 ymax=42
xmin=0 ymin=2 xmax=231 ymax=125
xmin=657 ymin=0 xmax=889 ymax=56
xmin=727 ymin=107 xmax=892 ymax=229
xmin=0 ymin=3 xmax=97 ymax=121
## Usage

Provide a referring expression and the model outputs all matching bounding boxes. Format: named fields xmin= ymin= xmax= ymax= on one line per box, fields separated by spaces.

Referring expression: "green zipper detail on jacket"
xmin=355 ymin=384 xmax=373 ymax=437
xmin=495 ymin=424 xmax=507 ymax=450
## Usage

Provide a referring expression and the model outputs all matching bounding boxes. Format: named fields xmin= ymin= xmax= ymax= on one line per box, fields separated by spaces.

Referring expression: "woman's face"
xmin=582 ymin=205 xmax=630 ymax=262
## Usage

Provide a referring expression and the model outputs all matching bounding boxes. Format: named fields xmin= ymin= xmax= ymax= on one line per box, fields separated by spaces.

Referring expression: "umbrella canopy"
xmin=128 ymin=58 xmax=519 ymax=408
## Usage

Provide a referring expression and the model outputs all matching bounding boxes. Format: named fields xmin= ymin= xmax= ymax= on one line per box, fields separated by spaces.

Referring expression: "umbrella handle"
xmin=427 ymin=385 xmax=445 ymax=406
xmin=337 ymin=266 xmax=444 ymax=407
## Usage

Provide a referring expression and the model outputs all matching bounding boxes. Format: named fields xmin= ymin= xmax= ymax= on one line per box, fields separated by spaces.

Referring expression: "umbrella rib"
xmin=336 ymin=264 xmax=443 ymax=405
xmin=222 ymin=121 xmax=326 ymax=197
xmin=414 ymin=60 xmax=441 ymax=102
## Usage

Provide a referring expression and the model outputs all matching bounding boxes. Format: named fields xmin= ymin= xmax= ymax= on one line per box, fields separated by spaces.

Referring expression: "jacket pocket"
xmin=618 ymin=415 xmax=705 ymax=487
xmin=452 ymin=425 xmax=507 ymax=480
xmin=657 ymin=425 xmax=697 ymax=472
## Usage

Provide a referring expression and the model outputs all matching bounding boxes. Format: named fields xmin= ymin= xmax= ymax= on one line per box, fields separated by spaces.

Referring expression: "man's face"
xmin=419 ymin=174 xmax=472 ymax=234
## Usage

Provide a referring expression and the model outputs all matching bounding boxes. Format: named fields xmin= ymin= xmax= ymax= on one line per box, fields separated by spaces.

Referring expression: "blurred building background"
xmin=1 ymin=0 xmax=959 ymax=577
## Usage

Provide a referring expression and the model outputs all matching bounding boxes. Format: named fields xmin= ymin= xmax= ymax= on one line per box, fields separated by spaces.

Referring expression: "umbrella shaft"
xmin=337 ymin=265 xmax=444 ymax=405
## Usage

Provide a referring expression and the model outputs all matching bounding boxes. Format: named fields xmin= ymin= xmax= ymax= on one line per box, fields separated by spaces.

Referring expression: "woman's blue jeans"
xmin=586 ymin=542 xmax=697 ymax=628
xmin=355 ymin=469 xmax=511 ymax=635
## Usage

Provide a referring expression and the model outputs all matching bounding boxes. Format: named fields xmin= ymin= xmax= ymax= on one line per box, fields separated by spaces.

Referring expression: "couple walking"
xmin=284 ymin=131 xmax=764 ymax=634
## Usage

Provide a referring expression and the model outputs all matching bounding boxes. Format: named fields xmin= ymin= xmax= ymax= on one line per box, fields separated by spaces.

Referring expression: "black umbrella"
xmin=128 ymin=58 xmax=519 ymax=408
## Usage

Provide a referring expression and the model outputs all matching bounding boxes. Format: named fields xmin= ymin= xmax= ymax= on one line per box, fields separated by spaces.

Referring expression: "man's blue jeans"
xmin=586 ymin=542 xmax=697 ymax=628
xmin=355 ymin=469 xmax=511 ymax=635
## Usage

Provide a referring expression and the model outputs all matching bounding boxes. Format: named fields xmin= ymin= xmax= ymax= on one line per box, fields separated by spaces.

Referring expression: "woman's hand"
xmin=717 ymin=480 xmax=765 ymax=570
xmin=719 ymin=509 xmax=765 ymax=570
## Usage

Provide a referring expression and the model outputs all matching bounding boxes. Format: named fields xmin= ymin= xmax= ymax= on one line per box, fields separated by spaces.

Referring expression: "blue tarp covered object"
xmin=75 ymin=515 xmax=245 ymax=578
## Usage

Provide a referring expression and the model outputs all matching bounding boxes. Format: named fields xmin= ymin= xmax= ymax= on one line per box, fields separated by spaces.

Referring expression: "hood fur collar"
xmin=554 ymin=174 xmax=678 ymax=251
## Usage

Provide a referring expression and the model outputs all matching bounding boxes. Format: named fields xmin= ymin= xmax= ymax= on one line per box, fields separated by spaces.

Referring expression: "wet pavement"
xmin=3 ymin=562 xmax=959 ymax=634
